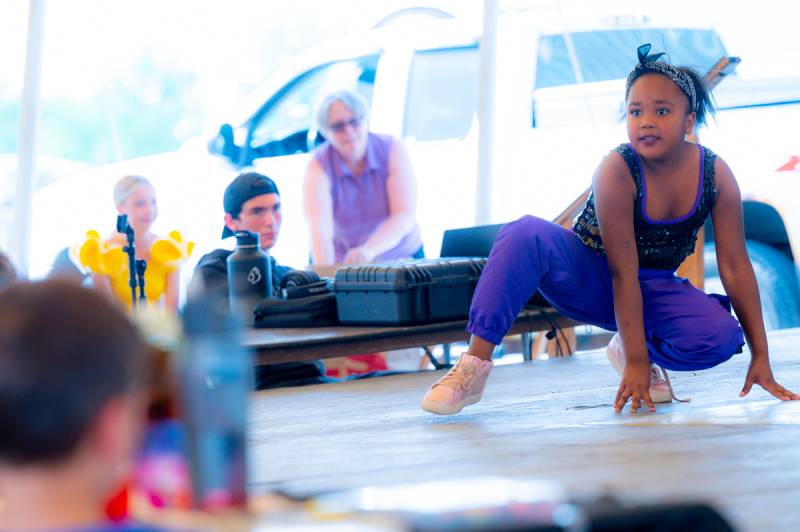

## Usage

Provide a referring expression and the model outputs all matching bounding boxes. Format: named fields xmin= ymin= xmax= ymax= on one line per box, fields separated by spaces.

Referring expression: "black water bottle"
xmin=180 ymin=297 xmax=251 ymax=509
xmin=227 ymin=230 xmax=272 ymax=325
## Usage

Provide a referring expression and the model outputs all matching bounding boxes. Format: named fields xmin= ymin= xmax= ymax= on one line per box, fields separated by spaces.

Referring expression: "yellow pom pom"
xmin=77 ymin=230 xmax=128 ymax=275
xmin=78 ymin=231 xmax=103 ymax=273
xmin=151 ymin=231 xmax=194 ymax=268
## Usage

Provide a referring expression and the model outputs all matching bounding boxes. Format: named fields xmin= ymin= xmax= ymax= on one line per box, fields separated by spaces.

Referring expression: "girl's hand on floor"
xmin=615 ymin=363 xmax=656 ymax=413
xmin=740 ymin=357 xmax=800 ymax=400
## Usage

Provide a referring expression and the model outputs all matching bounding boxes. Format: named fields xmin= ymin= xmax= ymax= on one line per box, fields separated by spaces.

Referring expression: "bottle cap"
xmin=233 ymin=230 xmax=259 ymax=248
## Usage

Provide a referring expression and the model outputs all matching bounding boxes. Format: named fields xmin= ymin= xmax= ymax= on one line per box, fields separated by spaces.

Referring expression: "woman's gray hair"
xmin=113 ymin=175 xmax=153 ymax=206
xmin=316 ymin=89 xmax=370 ymax=133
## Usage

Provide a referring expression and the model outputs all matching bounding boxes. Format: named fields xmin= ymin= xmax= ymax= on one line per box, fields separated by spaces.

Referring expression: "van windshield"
xmin=537 ymin=28 xmax=727 ymax=89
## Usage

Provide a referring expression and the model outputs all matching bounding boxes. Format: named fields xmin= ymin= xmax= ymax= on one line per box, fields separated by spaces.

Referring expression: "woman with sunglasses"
xmin=303 ymin=89 xmax=423 ymax=265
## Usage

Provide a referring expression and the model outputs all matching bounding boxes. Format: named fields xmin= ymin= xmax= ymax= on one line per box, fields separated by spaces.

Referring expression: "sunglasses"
xmin=328 ymin=116 xmax=363 ymax=133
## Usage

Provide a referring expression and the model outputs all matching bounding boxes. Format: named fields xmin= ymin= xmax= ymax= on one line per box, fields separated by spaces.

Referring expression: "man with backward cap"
xmin=190 ymin=171 xmax=327 ymax=389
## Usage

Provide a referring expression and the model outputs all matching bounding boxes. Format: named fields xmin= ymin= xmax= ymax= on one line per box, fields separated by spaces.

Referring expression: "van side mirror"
xmin=209 ymin=123 xmax=241 ymax=163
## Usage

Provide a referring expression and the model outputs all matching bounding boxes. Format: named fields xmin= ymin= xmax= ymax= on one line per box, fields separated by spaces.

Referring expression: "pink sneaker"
xmin=421 ymin=353 xmax=493 ymax=415
xmin=606 ymin=334 xmax=684 ymax=403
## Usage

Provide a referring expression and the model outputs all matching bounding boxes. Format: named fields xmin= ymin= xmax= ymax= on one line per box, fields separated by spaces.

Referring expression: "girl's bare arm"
xmin=593 ymin=152 xmax=654 ymax=412
xmin=711 ymin=156 xmax=799 ymax=400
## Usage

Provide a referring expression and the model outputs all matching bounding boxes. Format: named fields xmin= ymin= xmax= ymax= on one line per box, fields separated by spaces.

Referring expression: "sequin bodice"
xmin=572 ymin=143 xmax=717 ymax=270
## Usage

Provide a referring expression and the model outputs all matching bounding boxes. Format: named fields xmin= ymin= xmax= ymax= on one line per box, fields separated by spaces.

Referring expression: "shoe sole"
xmin=607 ymin=347 xmax=672 ymax=403
xmin=421 ymin=394 xmax=482 ymax=415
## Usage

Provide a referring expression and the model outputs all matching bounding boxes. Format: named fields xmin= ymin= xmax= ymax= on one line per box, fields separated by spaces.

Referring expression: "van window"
xmin=248 ymin=55 xmax=378 ymax=157
xmin=535 ymin=35 xmax=577 ymax=89
xmin=404 ymin=47 xmax=479 ymax=141
xmin=533 ymin=29 xmax=727 ymax=89
xmin=572 ymin=29 xmax=727 ymax=83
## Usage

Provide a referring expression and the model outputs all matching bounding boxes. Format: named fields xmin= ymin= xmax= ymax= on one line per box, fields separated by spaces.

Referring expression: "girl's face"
xmin=117 ymin=184 xmax=157 ymax=233
xmin=325 ymin=100 xmax=368 ymax=164
xmin=626 ymin=73 xmax=696 ymax=159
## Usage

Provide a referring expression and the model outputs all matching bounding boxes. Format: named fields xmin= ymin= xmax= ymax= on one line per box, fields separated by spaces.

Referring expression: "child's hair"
xmin=113 ymin=175 xmax=153 ymax=206
xmin=0 ymin=250 xmax=17 ymax=290
xmin=0 ymin=280 xmax=146 ymax=465
xmin=625 ymin=43 xmax=716 ymax=127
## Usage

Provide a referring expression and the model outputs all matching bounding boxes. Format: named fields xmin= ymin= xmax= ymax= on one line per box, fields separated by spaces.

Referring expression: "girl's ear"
xmin=685 ymin=111 xmax=697 ymax=136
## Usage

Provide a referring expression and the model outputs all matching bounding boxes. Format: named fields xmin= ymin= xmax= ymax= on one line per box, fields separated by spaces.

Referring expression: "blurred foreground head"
xmin=0 ymin=279 xmax=146 ymax=467
xmin=0 ymin=250 xmax=17 ymax=290
xmin=0 ymin=280 xmax=149 ymax=528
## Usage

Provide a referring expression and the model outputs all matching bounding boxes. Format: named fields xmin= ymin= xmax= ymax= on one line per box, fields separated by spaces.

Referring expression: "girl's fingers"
xmin=616 ymin=387 xmax=660 ymax=413
xmin=630 ymin=395 xmax=641 ymax=413
xmin=643 ymin=391 xmax=656 ymax=412
xmin=777 ymin=388 xmax=799 ymax=401
xmin=759 ymin=381 xmax=800 ymax=401
xmin=773 ymin=382 xmax=800 ymax=400
xmin=615 ymin=388 xmax=629 ymax=413
xmin=615 ymin=396 xmax=625 ymax=412
xmin=766 ymin=382 xmax=785 ymax=397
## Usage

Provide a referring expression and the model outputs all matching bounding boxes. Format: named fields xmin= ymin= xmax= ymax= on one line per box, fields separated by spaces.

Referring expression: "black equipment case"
xmin=334 ymin=258 xmax=486 ymax=325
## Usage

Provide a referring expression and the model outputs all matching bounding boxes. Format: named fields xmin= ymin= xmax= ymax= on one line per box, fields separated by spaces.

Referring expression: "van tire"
xmin=703 ymin=240 xmax=800 ymax=330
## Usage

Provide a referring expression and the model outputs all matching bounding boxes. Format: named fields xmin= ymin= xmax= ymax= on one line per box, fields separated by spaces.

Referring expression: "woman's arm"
xmin=164 ymin=269 xmax=180 ymax=311
xmin=593 ymin=152 xmax=655 ymax=413
xmin=345 ymin=139 xmax=418 ymax=264
xmin=302 ymin=158 xmax=336 ymax=265
xmin=710 ymin=157 xmax=799 ymax=400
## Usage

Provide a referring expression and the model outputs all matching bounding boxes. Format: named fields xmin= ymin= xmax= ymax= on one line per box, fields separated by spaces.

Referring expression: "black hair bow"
xmin=637 ymin=43 xmax=665 ymax=65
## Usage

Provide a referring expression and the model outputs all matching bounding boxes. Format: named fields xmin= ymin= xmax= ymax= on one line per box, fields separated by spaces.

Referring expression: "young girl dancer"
xmin=422 ymin=44 xmax=799 ymax=415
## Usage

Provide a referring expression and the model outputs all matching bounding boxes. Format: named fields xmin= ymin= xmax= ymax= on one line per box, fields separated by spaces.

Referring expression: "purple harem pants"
xmin=467 ymin=216 xmax=745 ymax=371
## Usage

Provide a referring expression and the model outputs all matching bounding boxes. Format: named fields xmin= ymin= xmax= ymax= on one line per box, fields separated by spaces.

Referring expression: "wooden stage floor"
xmin=248 ymin=328 xmax=800 ymax=531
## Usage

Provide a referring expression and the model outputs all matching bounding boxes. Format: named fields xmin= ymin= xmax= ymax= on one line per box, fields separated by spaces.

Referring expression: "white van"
xmin=31 ymin=8 xmax=800 ymax=327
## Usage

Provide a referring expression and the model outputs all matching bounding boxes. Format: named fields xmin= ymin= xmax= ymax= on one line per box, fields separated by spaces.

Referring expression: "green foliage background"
xmin=1 ymin=53 xmax=198 ymax=164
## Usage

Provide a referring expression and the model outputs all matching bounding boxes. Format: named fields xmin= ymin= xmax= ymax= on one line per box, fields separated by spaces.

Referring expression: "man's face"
xmin=225 ymin=193 xmax=282 ymax=250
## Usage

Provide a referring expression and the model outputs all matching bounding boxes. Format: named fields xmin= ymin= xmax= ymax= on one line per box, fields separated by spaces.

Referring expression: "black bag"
xmin=253 ymin=292 xmax=338 ymax=327
xmin=253 ymin=270 xmax=337 ymax=328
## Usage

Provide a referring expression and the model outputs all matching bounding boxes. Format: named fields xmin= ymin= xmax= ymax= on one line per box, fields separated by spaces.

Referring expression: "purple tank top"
xmin=314 ymin=132 xmax=422 ymax=263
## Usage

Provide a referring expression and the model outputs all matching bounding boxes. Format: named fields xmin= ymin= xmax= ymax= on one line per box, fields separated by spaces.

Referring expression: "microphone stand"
xmin=136 ymin=259 xmax=147 ymax=305
xmin=117 ymin=215 xmax=138 ymax=310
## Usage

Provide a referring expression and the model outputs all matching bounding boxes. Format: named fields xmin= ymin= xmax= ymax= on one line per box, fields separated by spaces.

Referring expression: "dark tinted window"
xmin=404 ymin=47 xmax=479 ymax=141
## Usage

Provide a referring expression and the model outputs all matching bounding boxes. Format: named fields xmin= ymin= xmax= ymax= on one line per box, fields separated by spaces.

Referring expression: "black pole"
xmin=117 ymin=215 xmax=137 ymax=310
xmin=136 ymin=259 xmax=147 ymax=305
